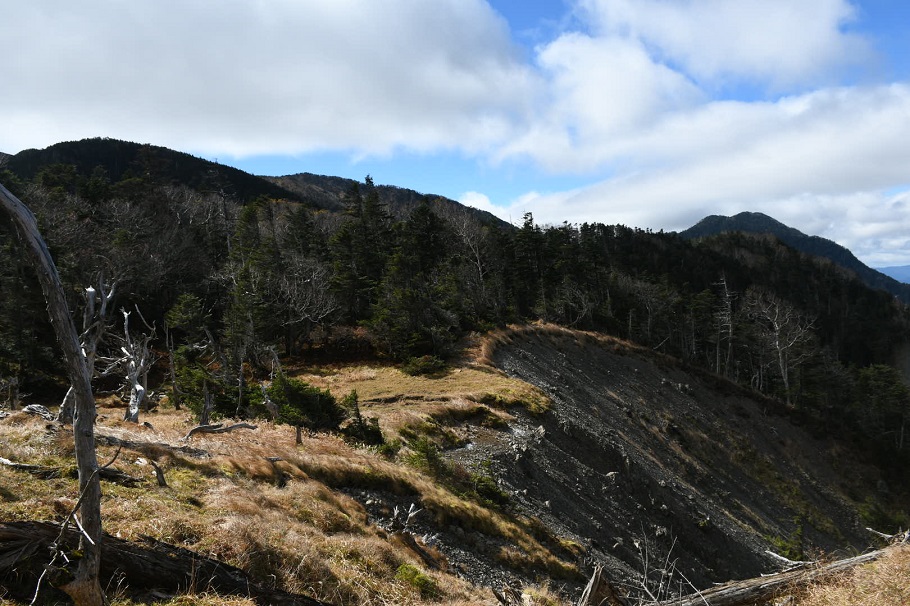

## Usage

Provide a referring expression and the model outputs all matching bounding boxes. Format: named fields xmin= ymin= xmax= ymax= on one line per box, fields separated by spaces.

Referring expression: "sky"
xmin=2 ymin=1 xmax=910 ymax=267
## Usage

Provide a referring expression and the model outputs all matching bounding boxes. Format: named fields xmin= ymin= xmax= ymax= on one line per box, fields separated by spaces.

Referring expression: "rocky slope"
xmin=445 ymin=326 xmax=873 ymax=597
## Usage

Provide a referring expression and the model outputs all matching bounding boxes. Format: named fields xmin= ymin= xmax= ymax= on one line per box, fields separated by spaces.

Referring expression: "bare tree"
xmin=714 ymin=275 xmax=736 ymax=378
xmin=115 ymin=309 xmax=156 ymax=423
xmin=744 ymin=288 xmax=816 ymax=405
xmin=445 ymin=206 xmax=491 ymax=300
xmin=278 ymin=254 xmax=337 ymax=345
xmin=0 ymin=376 xmax=19 ymax=410
xmin=58 ymin=278 xmax=117 ymax=424
xmin=0 ymin=181 xmax=103 ymax=604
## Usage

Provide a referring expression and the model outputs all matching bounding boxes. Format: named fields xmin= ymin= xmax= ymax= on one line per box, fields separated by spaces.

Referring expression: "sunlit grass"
xmin=790 ymin=545 xmax=910 ymax=606
xmin=0 ymin=359 xmax=566 ymax=605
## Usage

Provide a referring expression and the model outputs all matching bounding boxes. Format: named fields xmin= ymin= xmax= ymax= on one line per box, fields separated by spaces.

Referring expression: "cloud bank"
xmin=2 ymin=0 xmax=909 ymax=265
xmin=1 ymin=0 xmax=534 ymax=156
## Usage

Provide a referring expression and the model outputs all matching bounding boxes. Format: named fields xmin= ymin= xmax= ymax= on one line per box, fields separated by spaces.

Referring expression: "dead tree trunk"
xmin=1 ymin=377 xmax=18 ymax=410
xmin=0 ymin=520 xmax=330 ymax=605
xmin=0 ymin=182 xmax=103 ymax=605
xmin=657 ymin=541 xmax=907 ymax=606
xmin=200 ymin=380 xmax=213 ymax=425
xmin=58 ymin=279 xmax=116 ymax=424
xmin=577 ymin=565 xmax=630 ymax=606
xmin=119 ymin=309 xmax=154 ymax=423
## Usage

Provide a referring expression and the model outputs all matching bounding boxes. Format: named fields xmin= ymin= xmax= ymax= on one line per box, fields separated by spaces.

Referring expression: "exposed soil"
xmin=430 ymin=328 xmax=873 ymax=600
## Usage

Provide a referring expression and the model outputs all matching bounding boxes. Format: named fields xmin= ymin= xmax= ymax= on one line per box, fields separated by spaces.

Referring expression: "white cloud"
xmin=0 ymin=0 xmax=536 ymax=156
xmin=577 ymin=0 xmax=870 ymax=88
xmin=492 ymin=80 xmax=910 ymax=264
xmin=459 ymin=191 xmax=503 ymax=218
xmin=498 ymin=33 xmax=703 ymax=171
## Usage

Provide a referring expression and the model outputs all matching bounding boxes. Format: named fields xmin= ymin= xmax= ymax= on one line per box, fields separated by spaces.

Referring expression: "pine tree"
xmin=370 ymin=200 xmax=458 ymax=358
xmin=331 ymin=177 xmax=391 ymax=323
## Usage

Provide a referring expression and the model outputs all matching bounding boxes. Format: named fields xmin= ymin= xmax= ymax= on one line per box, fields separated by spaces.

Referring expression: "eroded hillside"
xmin=478 ymin=325 xmax=874 ymax=591
xmin=0 ymin=326 xmax=893 ymax=605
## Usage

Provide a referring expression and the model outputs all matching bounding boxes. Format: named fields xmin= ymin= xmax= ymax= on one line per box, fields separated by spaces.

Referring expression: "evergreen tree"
xmin=370 ymin=200 xmax=459 ymax=358
xmin=510 ymin=212 xmax=544 ymax=317
xmin=331 ymin=177 xmax=391 ymax=323
xmin=263 ymin=374 xmax=345 ymax=443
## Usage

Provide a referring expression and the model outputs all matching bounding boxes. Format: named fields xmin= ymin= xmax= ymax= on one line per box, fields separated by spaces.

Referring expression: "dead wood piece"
xmin=658 ymin=543 xmax=905 ymax=606
xmin=183 ymin=422 xmax=257 ymax=440
xmin=149 ymin=460 xmax=168 ymax=487
xmin=0 ymin=456 xmax=139 ymax=486
xmin=95 ymin=433 xmax=211 ymax=458
xmin=492 ymin=585 xmax=523 ymax=605
xmin=98 ymin=466 xmax=142 ymax=486
xmin=866 ymin=527 xmax=910 ymax=543
xmin=0 ymin=456 xmax=61 ymax=479
xmin=0 ymin=520 xmax=330 ymax=605
xmin=393 ymin=531 xmax=447 ymax=571
xmin=22 ymin=404 xmax=54 ymax=420
xmin=765 ymin=550 xmax=813 ymax=570
xmin=577 ymin=565 xmax=630 ymax=606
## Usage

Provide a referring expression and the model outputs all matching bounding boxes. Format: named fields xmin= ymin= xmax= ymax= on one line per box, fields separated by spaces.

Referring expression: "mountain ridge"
xmin=679 ymin=211 xmax=910 ymax=303
xmin=3 ymin=138 xmax=506 ymax=227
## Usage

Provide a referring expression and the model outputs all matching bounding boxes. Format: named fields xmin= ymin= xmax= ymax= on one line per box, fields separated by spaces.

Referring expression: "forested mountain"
xmin=680 ymin=211 xmax=910 ymax=303
xmin=5 ymin=138 xmax=506 ymax=226
xmin=4 ymin=138 xmax=302 ymax=204
xmin=266 ymin=172 xmax=509 ymax=226
xmin=1 ymin=138 xmax=909 ymax=482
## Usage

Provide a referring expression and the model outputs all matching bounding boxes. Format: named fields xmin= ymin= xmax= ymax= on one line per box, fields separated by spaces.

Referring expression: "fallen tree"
xmin=0 ymin=520 xmax=330 ymax=605
xmin=573 ymin=533 xmax=909 ymax=606
xmin=0 ymin=455 xmax=142 ymax=486
xmin=655 ymin=534 xmax=909 ymax=606
xmin=95 ymin=432 xmax=212 ymax=459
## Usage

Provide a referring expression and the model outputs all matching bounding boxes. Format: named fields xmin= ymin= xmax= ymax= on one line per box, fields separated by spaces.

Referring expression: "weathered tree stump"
xmin=0 ymin=520 xmax=330 ymax=605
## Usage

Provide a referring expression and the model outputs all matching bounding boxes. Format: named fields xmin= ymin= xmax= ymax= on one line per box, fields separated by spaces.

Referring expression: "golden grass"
xmin=291 ymin=363 xmax=550 ymax=415
xmin=0 ymin=337 xmax=592 ymax=604
xmin=792 ymin=545 xmax=910 ymax=606
xmin=0 ymin=397 xmax=565 ymax=604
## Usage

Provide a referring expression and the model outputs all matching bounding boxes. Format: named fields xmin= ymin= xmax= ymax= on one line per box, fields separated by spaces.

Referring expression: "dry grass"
xmin=0 ymin=409 xmax=502 ymax=605
xmin=0 ymin=325 xmax=804 ymax=605
xmin=791 ymin=545 xmax=910 ymax=606
xmin=291 ymin=362 xmax=550 ymax=416
xmin=0 ymin=385 xmax=571 ymax=605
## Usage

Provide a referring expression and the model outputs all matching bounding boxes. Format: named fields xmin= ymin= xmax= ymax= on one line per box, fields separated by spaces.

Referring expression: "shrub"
xmin=173 ymin=347 xmax=235 ymax=420
xmin=266 ymin=374 xmax=346 ymax=433
xmin=394 ymin=563 xmax=438 ymax=598
xmin=402 ymin=355 xmax=447 ymax=377
xmin=340 ymin=390 xmax=385 ymax=446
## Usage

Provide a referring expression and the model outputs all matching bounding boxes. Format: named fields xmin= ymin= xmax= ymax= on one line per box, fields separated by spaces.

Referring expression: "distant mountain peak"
xmin=685 ymin=211 xmax=798 ymax=238
xmin=679 ymin=211 xmax=910 ymax=303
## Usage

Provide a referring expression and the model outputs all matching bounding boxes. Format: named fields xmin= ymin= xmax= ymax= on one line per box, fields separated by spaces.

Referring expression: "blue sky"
xmin=2 ymin=0 xmax=910 ymax=266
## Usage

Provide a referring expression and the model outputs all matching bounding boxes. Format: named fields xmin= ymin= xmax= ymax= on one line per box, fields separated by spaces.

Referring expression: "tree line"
xmin=0 ymin=162 xmax=908 ymax=471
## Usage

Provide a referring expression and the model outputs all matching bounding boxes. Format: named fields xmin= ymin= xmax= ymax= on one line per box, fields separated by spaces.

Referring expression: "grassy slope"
xmin=0 ymin=363 xmax=560 ymax=605
xmin=1 ymin=329 xmax=905 ymax=605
